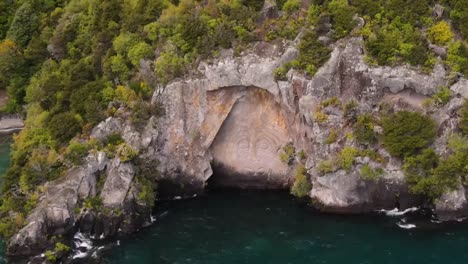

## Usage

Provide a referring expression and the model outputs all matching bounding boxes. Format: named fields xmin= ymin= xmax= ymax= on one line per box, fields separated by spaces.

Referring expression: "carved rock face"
xmin=209 ymin=88 xmax=292 ymax=188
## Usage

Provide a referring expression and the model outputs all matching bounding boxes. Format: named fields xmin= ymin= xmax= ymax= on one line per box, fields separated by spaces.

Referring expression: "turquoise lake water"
xmin=0 ymin=134 xmax=12 ymax=264
xmin=101 ymin=191 xmax=468 ymax=264
xmin=1 ymin=135 xmax=468 ymax=263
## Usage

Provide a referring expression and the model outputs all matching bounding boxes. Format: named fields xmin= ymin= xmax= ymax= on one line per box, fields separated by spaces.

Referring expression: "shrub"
xmin=354 ymin=114 xmax=376 ymax=144
xmin=449 ymin=0 xmax=468 ymax=39
xmin=48 ymin=112 xmax=82 ymax=144
xmin=446 ymin=41 xmax=468 ymax=76
xmin=317 ymin=159 xmax=336 ymax=174
xmin=343 ymin=100 xmax=359 ymax=123
xmin=297 ymin=150 xmax=307 ymax=160
xmin=137 ymin=176 xmax=157 ymax=207
xmin=117 ymin=143 xmax=138 ymax=162
xmin=327 ymin=0 xmax=356 ymax=38
xmin=460 ymin=100 xmax=468 ymax=136
xmin=426 ymin=21 xmax=454 ymax=46
xmin=359 ymin=164 xmax=384 ymax=181
xmin=279 ymin=143 xmax=296 ymax=164
xmin=338 ymin=146 xmax=360 ymax=171
xmin=314 ymin=111 xmax=328 ymax=123
xmin=403 ymin=148 xmax=444 ymax=199
xmin=154 ymin=50 xmax=186 ymax=85
xmin=6 ymin=3 xmax=39 ymax=48
xmin=295 ymin=30 xmax=331 ymax=76
xmin=321 ymin=96 xmax=342 ymax=108
xmin=290 ymin=165 xmax=312 ymax=198
xmin=104 ymin=133 xmax=124 ymax=146
xmin=282 ymin=0 xmax=301 ymax=15
xmin=325 ymin=128 xmax=338 ymax=144
xmin=54 ymin=242 xmax=70 ymax=253
xmin=45 ymin=250 xmax=57 ymax=262
xmin=274 ymin=66 xmax=289 ymax=81
xmin=115 ymin=85 xmax=138 ymax=106
xmin=110 ymin=55 xmax=130 ymax=81
xmin=382 ymin=111 xmax=436 ymax=158
xmin=134 ymin=157 xmax=159 ymax=207
xmin=128 ymin=42 xmax=154 ymax=66
xmin=360 ymin=149 xmax=386 ymax=164
xmin=432 ymin=86 xmax=451 ymax=106
xmin=84 ymin=197 xmax=103 ymax=211
xmin=406 ymin=148 xmax=464 ymax=200
xmin=64 ymin=141 xmax=89 ymax=165
xmin=131 ymin=101 xmax=154 ymax=128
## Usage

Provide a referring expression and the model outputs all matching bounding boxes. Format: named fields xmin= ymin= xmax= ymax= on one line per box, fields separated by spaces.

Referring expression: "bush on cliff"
xmin=291 ymin=165 xmax=311 ymax=198
xmin=293 ymin=30 xmax=332 ymax=76
xmin=382 ymin=111 xmax=436 ymax=158
xmin=403 ymin=136 xmax=468 ymax=200
xmin=426 ymin=21 xmax=454 ymax=46
xmin=338 ymin=146 xmax=360 ymax=171
xmin=460 ymin=100 xmax=468 ymax=135
xmin=359 ymin=164 xmax=384 ymax=181
xmin=354 ymin=114 xmax=376 ymax=145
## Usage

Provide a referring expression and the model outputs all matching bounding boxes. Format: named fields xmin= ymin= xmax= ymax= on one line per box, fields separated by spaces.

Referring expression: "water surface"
xmin=102 ymin=191 xmax=468 ymax=264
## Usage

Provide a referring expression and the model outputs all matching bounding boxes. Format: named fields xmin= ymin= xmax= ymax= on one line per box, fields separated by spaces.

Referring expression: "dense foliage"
xmin=403 ymin=136 xmax=468 ymax=200
xmin=382 ymin=111 xmax=436 ymax=158
xmin=290 ymin=165 xmax=311 ymax=198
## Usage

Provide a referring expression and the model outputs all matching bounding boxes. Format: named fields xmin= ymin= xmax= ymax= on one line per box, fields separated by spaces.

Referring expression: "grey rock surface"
xmin=9 ymin=34 xmax=468 ymax=257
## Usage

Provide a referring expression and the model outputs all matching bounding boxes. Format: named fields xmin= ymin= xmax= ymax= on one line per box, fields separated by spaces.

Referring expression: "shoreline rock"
xmin=6 ymin=36 xmax=468 ymax=260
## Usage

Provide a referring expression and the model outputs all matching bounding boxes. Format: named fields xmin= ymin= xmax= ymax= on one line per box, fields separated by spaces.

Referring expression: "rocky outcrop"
xmin=435 ymin=186 xmax=468 ymax=221
xmin=8 ymin=153 xmax=107 ymax=256
xmin=0 ymin=114 xmax=24 ymax=133
xmin=8 ymin=115 xmax=157 ymax=257
xmin=311 ymin=169 xmax=417 ymax=213
xmin=8 ymin=34 xmax=468 ymax=258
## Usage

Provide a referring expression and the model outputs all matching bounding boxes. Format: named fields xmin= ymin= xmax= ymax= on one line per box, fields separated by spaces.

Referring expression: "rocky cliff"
xmin=7 ymin=36 xmax=468 ymax=259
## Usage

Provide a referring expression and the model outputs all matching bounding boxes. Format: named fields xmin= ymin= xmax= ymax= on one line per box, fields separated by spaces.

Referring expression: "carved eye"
xmin=238 ymin=138 xmax=249 ymax=150
xmin=257 ymin=138 xmax=270 ymax=150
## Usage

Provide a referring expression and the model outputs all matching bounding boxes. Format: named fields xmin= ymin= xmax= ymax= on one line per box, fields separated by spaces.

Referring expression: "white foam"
xmin=379 ymin=207 xmax=419 ymax=216
xmin=72 ymin=251 xmax=89 ymax=259
xmin=73 ymin=232 xmax=93 ymax=250
xmin=397 ymin=222 xmax=416 ymax=229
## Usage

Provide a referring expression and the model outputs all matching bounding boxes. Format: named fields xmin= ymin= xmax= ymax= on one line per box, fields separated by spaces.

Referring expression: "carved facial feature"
xmin=210 ymin=89 xmax=290 ymax=177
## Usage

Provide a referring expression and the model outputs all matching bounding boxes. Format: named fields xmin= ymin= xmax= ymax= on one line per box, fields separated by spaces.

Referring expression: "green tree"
xmin=426 ymin=21 xmax=454 ymax=46
xmin=128 ymin=42 xmax=153 ymax=66
xmin=48 ymin=112 xmax=81 ymax=144
xmin=6 ymin=3 xmax=39 ymax=48
xmin=0 ymin=39 xmax=21 ymax=89
xmin=294 ymin=30 xmax=331 ymax=76
xmin=328 ymin=0 xmax=356 ymax=38
xmin=110 ymin=55 xmax=130 ymax=81
xmin=382 ymin=111 xmax=436 ymax=158
xmin=282 ymin=0 xmax=301 ymax=15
